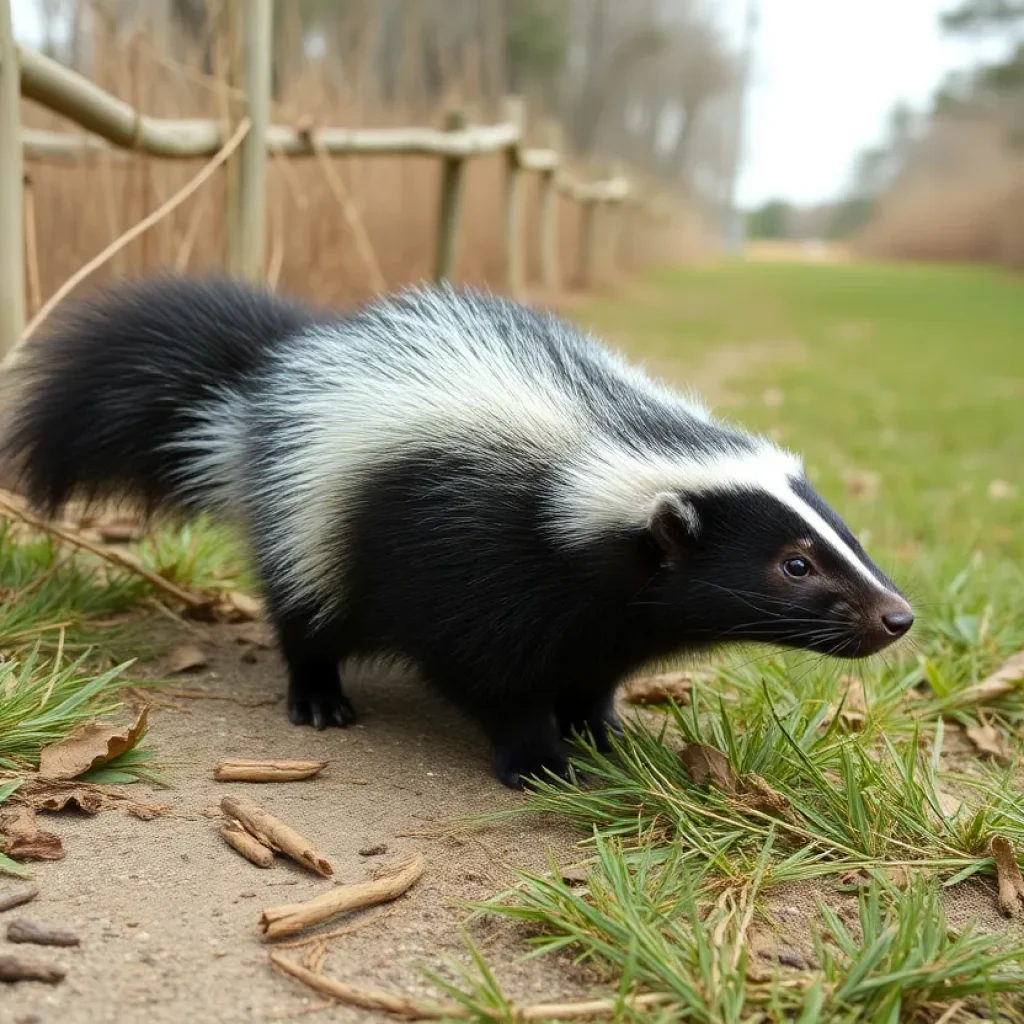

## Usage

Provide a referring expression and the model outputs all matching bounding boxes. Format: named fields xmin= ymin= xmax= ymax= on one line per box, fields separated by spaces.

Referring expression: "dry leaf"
xmin=127 ymin=801 xmax=171 ymax=821
xmin=38 ymin=708 xmax=148 ymax=781
xmin=736 ymin=773 xmax=799 ymax=822
xmin=965 ymin=723 xmax=1012 ymax=764
xmin=0 ymin=809 xmax=64 ymax=862
xmin=625 ymin=672 xmax=693 ymax=706
xmin=948 ymin=651 xmax=1024 ymax=709
xmin=679 ymin=743 xmax=738 ymax=793
xmin=167 ymin=644 xmax=208 ymax=674
xmin=679 ymin=744 xmax=799 ymax=823
xmin=186 ymin=591 xmax=262 ymax=624
xmin=15 ymin=778 xmax=168 ymax=819
xmin=990 ymin=836 xmax=1024 ymax=917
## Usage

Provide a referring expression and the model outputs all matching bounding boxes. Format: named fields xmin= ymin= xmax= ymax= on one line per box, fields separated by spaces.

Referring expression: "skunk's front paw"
xmin=287 ymin=676 xmax=357 ymax=730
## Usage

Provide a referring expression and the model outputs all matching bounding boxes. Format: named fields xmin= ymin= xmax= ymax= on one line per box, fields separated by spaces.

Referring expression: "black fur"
xmin=1 ymin=276 xmax=912 ymax=789
xmin=2 ymin=277 xmax=311 ymax=515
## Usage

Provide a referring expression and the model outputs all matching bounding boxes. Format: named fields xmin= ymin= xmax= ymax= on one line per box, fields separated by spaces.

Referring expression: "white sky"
xmin=730 ymin=0 xmax=1010 ymax=207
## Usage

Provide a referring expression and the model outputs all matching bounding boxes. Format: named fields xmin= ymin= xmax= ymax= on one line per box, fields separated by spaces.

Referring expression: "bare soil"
xmin=2 ymin=621 xmax=597 ymax=1023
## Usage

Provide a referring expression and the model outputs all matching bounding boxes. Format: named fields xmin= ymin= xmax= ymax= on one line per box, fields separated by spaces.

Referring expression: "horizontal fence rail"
xmin=0 ymin=0 xmax=672 ymax=361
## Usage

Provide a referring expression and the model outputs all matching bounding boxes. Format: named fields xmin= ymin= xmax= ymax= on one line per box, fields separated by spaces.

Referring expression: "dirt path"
xmin=4 ymin=619 xmax=598 ymax=1023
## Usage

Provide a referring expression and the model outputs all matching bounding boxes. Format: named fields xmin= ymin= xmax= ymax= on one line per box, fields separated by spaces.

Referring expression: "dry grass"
xmin=855 ymin=119 xmax=1024 ymax=269
xmin=20 ymin=22 xmax=706 ymax=314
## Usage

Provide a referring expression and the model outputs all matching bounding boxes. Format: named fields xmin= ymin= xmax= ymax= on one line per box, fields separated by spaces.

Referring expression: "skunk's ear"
xmin=646 ymin=493 xmax=700 ymax=566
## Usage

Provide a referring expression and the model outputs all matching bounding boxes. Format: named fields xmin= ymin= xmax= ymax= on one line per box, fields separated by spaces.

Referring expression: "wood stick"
xmin=220 ymin=796 xmax=333 ymax=878
xmin=221 ymin=820 xmax=275 ymax=868
xmin=308 ymin=127 xmax=386 ymax=293
xmin=7 ymin=117 xmax=250 ymax=362
xmin=0 ymin=953 xmax=65 ymax=984
xmin=273 ymin=906 xmax=391 ymax=950
xmin=260 ymin=853 xmax=423 ymax=939
xmin=7 ymin=919 xmax=80 ymax=947
xmin=513 ymin=993 xmax=672 ymax=1019
xmin=269 ymin=953 xmax=460 ymax=1020
xmin=270 ymin=953 xmax=674 ymax=1020
xmin=215 ymin=760 xmax=327 ymax=783
xmin=0 ymin=884 xmax=39 ymax=914
xmin=0 ymin=490 xmax=207 ymax=608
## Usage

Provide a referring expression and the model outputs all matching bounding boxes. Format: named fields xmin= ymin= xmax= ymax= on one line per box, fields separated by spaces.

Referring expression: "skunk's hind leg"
xmin=274 ymin=609 xmax=357 ymax=730
xmin=557 ymin=685 xmax=624 ymax=752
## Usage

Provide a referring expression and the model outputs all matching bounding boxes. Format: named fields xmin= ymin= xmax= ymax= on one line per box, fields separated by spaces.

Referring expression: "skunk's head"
xmin=634 ymin=450 xmax=913 ymax=660
xmin=556 ymin=438 xmax=913 ymax=662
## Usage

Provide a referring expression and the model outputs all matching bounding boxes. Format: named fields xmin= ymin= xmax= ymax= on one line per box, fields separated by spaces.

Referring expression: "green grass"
xmin=441 ymin=261 xmax=1024 ymax=1018
xmin=0 ymin=514 xmax=246 ymax=781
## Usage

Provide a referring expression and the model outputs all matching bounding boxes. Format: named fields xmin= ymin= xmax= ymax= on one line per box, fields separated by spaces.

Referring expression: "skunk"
xmin=1 ymin=277 xmax=913 ymax=787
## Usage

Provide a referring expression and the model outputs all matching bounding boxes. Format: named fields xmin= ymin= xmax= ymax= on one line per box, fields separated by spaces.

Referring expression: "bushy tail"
xmin=0 ymin=275 xmax=312 ymax=517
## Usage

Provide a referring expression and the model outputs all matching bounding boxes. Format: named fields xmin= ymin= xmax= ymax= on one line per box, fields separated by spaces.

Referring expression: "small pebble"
xmin=358 ymin=844 xmax=389 ymax=857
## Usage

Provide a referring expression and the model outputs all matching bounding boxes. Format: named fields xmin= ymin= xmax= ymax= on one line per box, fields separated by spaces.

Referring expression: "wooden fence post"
xmin=578 ymin=193 xmax=598 ymax=290
xmin=537 ymin=120 xmax=561 ymax=292
xmin=605 ymin=164 xmax=627 ymax=281
xmin=433 ymin=109 xmax=467 ymax=282
xmin=0 ymin=0 xmax=25 ymax=357
xmin=503 ymin=96 xmax=526 ymax=298
xmin=224 ymin=0 xmax=272 ymax=281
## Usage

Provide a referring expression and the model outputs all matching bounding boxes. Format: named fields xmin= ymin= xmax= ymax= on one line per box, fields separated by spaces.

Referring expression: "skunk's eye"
xmin=782 ymin=556 xmax=812 ymax=579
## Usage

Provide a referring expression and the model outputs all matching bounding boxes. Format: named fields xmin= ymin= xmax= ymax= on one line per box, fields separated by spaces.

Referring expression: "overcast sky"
xmin=730 ymin=0 xmax=1010 ymax=207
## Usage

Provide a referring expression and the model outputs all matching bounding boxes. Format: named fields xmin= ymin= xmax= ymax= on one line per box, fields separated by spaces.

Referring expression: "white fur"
xmin=552 ymin=442 xmax=889 ymax=593
xmin=174 ymin=284 xmax=891 ymax=610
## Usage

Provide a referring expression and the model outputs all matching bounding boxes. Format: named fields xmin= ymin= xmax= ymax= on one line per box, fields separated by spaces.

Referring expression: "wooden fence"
xmin=0 ymin=0 xmax=669 ymax=360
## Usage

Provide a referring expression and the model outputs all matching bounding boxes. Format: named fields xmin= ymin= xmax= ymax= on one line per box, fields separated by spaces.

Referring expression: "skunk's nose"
xmin=881 ymin=609 xmax=914 ymax=637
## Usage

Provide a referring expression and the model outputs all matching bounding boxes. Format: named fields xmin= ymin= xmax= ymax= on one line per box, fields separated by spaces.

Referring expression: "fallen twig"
xmin=270 ymin=953 xmax=674 ymax=1020
xmin=215 ymin=760 xmax=327 ymax=783
xmin=0 ymin=884 xmax=39 ymax=914
xmin=0 ymin=953 xmax=65 ymax=984
xmin=270 ymin=953 xmax=459 ymax=1020
xmin=7 ymin=919 xmax=80 ymax=947
xmin=220 ymin=796 xmax=333 ymax=878
xmin=305 ymin=122 xmax=386 ymax=293
xmin=221 ymin=820 xmax=275 ymax=868
xmin=0 ymin=491 xmax=206 ymax=609
xmin=273 ymin=906 xmax=392 ymax=950
xmin=261 ymin=853 xmax=424 ymax=940
xmin=10 ymin=118 xmax=251 ymax=357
